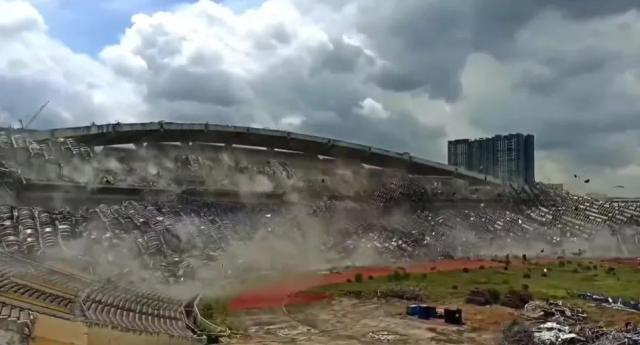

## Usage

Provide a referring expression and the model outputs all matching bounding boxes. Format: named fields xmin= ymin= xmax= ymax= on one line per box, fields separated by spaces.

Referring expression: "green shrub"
xmin=501 ymin=288 xmax=533 ymax=309
xmin=387 ymin=269 xmax=410 ymax=282
xmin=487 ymin=288 xmax=501 ymax=304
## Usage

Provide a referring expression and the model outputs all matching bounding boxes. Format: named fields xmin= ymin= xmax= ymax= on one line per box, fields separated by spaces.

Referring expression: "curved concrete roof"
xmin=27 ymin=122 xmax=499 ymax=184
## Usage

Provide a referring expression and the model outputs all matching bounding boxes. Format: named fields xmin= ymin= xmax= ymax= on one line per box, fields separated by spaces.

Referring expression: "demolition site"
xmin=0 ymin=121 xmax=638 ymax=345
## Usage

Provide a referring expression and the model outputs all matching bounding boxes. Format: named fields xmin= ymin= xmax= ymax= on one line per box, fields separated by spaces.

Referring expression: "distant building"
xmin=447 ymin=133 xmax=535 ymax=184
xmin=447 ymin=139 xmax=470 ymax=170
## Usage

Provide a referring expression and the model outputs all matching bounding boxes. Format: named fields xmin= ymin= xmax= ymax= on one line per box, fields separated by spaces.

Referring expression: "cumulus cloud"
xmin=0 ymin=0 xmax=145 ymax=128
xmin=0 ymin=0 xmax=45 ymax=34
xmin=2 ymin=0 xmax=640 ymax=196
xmin=354 ymin=97 xmax=389 ymax=119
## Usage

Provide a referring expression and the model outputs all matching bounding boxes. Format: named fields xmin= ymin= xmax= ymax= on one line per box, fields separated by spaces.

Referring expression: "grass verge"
xmin=314 ymin=260 xmax=640 ymax=305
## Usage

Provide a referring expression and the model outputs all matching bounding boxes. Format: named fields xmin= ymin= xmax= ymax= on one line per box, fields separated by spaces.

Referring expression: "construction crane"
xmin=20 ymin=100 xmax=49 ymax=129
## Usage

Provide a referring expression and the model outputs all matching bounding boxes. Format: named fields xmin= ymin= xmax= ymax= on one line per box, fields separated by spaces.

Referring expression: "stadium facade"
xmin=1 ymin=122 xmax=639 ymax=344
xmin=448 ymin=133 xmax=535 ymax=185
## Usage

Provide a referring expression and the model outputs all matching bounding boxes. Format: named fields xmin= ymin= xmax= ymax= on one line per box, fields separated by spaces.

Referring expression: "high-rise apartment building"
xmin=447 ymin=133 xmax=535 ymax=184
xmin=447 ymin=139 xmax=470 ymax=169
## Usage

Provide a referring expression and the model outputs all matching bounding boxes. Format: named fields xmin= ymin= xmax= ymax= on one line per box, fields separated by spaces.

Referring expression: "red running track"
xmin=229 ymin=259 xmax=499 ymax=311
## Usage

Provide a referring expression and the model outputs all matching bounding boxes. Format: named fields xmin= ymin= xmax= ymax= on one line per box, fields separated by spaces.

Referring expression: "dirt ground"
xmin=226 ymin=298 xmax=519 ymax=345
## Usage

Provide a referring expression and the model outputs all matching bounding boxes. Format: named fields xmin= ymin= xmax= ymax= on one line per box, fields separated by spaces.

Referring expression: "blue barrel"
xmin=406 ymin=304 xmax=420 ymax=316
xmin=416 ymin=305 xmax=431 ymax=320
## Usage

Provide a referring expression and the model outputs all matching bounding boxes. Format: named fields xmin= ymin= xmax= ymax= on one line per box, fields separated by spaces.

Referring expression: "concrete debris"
xmin=504 ymin=320 xmax=640 ymax=345
xmin=367 ymin=330 xmax=404 ymax=342
xmin=510 ymin=301 xmax=640 ymax=345
xmin=524 ymin=301 xmax=588 ymax=325
xmin=533 ymin=322 xmax=583 ymax=344
xmin=578 ymin=293 xmax=640 ymax=313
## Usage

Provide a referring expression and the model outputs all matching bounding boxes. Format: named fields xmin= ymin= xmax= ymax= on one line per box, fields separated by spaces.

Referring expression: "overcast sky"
xmin=1 ymin=0 xmax=640 ymax=196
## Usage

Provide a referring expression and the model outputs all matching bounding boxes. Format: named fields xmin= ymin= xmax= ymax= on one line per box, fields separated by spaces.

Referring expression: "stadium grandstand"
xmin=0 ymin=122 xmax=637 ymax=344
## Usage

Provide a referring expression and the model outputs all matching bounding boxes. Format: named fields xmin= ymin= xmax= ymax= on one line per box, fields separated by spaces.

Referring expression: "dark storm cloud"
xmin=313 ymin=37 xmax=372 ymax=74
xmin=0 ymin=75 xmax=110 ymax=129
xmin=147 ymin=67 xmax=251 ymax=106
xmin=470 ymin=0 xmax=640 ymax=54
xmin=304 ymin=110 xmax=446 ymax=160
xmin=356 ymin=0 xmax=473 ymax=100
xmin=351 ymin=0 xmax=639 ymax=101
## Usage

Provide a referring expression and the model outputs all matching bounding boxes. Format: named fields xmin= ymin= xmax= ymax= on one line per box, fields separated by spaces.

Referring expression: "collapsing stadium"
xmin=0 ymin=122 xmax=639 ymax=344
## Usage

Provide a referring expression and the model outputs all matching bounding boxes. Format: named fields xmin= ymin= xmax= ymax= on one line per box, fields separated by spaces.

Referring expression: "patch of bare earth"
xmin=227 ymin=298 xmax=519 ymax=345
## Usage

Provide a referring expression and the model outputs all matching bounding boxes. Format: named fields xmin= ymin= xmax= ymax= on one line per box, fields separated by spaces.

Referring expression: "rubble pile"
xmin=524 ymin=301 xmax=588 ymax=325
xmin=578 ymin=293 xmax=640 ymax=313
xmin=530 ymin=322 xmax=640 ymax=345
xmin=503 ymin=301 xmax=640 ymax=345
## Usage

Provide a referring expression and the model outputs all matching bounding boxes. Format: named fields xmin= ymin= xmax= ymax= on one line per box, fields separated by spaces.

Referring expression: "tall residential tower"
xmin=447 ymin=133 xmax=535 ymax=184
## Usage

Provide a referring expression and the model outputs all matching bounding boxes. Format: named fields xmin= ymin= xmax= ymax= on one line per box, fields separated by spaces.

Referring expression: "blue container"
xmin=416 ymin=305 xmax=431 ymax=320
xmin=406 ymin=304 xmax=420 ymax=316
xmin=424 ymin=305 xmax=438 ymax=318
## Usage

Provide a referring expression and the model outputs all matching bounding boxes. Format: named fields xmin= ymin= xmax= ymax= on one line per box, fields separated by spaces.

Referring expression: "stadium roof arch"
xmin=26 ymin=121 xmax=500 ymax=184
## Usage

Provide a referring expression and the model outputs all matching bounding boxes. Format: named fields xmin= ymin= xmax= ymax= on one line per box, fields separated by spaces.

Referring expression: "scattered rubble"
xmin=367 ymin=330 xmax=405 ymax=342
xmin=523 ymin=301 xmax=587 ymax=325
xmin=578 ymin=293 xmax=640 ymax=313
xmin=534 ymin=322 xmax=583 ymax=344
xmin=502 ymin=300 xmax=640 ymax=345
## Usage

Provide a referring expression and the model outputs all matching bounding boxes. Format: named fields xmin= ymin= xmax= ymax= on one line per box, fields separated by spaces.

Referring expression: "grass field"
xmin=315 ymin=260 xmax=640 ymax=304
xmin=202 ymin=259 xmax=640 ymax=333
